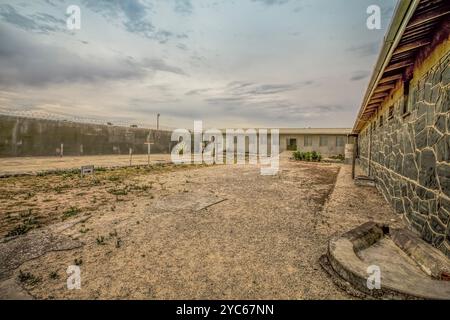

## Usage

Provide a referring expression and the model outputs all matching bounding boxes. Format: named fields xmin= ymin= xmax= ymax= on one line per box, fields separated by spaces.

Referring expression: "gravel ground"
xmin=0 ymin=154 xmax=172 ymax=175
xmin=0 ymin=157 xmax=401 ymax=299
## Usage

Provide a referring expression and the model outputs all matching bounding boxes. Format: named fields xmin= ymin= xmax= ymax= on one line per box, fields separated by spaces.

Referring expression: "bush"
xmin=292 ymin=150 xmax=322 ymax=162
xmin=329 ymin=154 xmax=345 ymax=161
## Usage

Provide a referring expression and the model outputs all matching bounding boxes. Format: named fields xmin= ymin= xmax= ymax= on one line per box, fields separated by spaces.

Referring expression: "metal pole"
xmin=147 ymin=143 xmax=152 ymax=166
xmin=157 ymin=113 xmax=160 ymax=131
xmin=129 ymin=148 xmax=133 ymax=166
xmin=352 ymin=143 xmax=356 ymax=180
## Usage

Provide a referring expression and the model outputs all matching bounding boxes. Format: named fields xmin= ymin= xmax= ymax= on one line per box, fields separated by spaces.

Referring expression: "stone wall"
xmin=0 ymin=115 xmax=173 ymax=157
xmin=358 ymin=51 xmax=450 ymax=258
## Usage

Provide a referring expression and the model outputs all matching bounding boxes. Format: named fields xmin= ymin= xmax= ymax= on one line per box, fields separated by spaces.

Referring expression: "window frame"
xmin=336 ymin=136 xmax=345 ymax=147
xmin=402 ymin=78 xmax=412 ymax=116
xmin=388 ymin=105 xmax=394 ymax=120
xmin=304 ymin=135 xmax=313 ymax=147
xmin=319 ymin=136 xmax=328 ymax=147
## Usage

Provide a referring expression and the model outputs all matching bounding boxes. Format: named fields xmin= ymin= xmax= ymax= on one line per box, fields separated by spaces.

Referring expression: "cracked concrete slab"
xmin=0 ymin=217 xmax=87 ymax=281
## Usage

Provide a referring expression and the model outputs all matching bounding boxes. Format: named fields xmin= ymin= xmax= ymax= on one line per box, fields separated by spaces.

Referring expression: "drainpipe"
xmin=368 ymin=122 xmax=373 ymax=177
xmin=348 ymin=134 xmax=358 ymax=180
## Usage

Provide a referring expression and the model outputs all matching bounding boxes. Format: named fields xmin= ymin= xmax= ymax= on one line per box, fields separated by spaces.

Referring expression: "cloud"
xmin=0 ymin=4 xmax=66 ymax=33
xmin=350 ymin=70 xmax=370 ymax=81
xmin=0 ymin=24 xmax=186 ymax=87
xmin=347 ymin=41 xmax=380 ymax=57
xmin=174 ymin=0 xmax=193 ymax=15
xmin=188 ymin=80 xmax=314 ymax=99
xmin=252 ymin=0 xmax=290 ymax=6
xmin=82 ymin=0 xmax=187 ymax=43
xmin=141 ymin=58 xmax=187 ymax=76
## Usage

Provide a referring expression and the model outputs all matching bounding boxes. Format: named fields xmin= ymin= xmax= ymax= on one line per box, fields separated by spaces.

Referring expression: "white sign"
xmin=81 ymin=165 xmax=94 ymax=177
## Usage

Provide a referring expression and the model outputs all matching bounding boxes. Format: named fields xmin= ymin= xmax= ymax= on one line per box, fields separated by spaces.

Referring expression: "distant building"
xmin=278 ymin=128 xmax=352 ymax=157
xmin=352 ymin=0 xmax=450 ymax=257
xmin=218 ymin=128 xmax=351 ymax=158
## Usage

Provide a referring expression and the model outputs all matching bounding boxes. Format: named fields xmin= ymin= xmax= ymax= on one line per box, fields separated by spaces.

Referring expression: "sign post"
xmin=81 ymin=165 xmax=94 ymax=178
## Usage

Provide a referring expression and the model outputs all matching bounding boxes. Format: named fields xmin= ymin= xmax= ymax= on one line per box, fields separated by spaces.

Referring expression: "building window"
xmin=403 ymin=79 xmax=412 ymax=115
xmin=388 ymin=105 xmax=394 ymax=120
xmin=336 ymin=136 xmax=345 ymax=147
xmin=287 ymin=138 xmax=297 ymax=151
xmin=304 ymin=135 xmax=312 ymax=147
xmin=319 ymin=136 xmax=328 ymax=147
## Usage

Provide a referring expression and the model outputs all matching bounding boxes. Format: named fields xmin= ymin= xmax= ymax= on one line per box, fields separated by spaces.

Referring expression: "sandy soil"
xmin=0 ymin=154 xmax=172 ymax=176
xmin=0 ymin=157 xmax=402 ymax=299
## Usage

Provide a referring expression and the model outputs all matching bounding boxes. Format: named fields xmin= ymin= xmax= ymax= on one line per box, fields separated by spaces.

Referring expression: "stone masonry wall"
xmin=358 ymin=51 xmax=450 ymax=258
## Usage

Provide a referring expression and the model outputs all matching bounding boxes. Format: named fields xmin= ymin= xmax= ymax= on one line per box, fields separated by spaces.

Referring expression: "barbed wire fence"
xmin=0 ymin=107 xmax=177 ymax=132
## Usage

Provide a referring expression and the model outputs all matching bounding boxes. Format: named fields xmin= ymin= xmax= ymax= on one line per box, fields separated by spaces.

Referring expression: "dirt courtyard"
xmin=0 ymin=156 xmax=401 ymax=299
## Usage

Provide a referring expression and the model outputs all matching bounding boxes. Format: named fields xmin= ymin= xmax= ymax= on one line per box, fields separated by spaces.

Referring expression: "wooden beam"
xmin=369 ymin=98 xmax=386 ymax=104
xmin=374 ymin=85 xmax=395 ymax=93
xmin=372 ymin=93 xmax=389 ymax=100
xmin=406 ymin=9 xmax=450 ymax=30
xmin=379 ymin=74 xmax=403 ymax=84
xmin=385 ymin=60 xmax=414 ymax=72
xmin=393 ymin=40 xmax=430 ymax=55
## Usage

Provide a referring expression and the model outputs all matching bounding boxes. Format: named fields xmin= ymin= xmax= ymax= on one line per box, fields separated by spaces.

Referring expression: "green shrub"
xmin=292 ymin=150 xmax=322 ymax=162
xmin=330 ymin=154 xmax=345 ymax=161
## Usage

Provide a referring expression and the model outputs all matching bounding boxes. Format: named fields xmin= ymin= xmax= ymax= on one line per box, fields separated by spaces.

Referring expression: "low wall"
xmin=0 ymin=115 xmax=173 ymax=157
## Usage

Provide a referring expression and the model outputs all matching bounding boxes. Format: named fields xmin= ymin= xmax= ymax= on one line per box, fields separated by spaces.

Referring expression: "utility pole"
xmin=157 ymin=113 xmax=160 ymax=131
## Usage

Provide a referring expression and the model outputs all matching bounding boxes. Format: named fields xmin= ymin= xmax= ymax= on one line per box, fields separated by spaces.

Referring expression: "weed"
xmin=74 ymin=258 xmax=83 ymax=266
xmin=18 ymin=270 xmax=41 ymax=286
xmin=108 ymin=175 xmax=122 ymax=182
xmin=96 ymin=236 xmax=106 ymax=245
xmin=63 ymin=206 xmax=81 ymax=219
xmin=6 ymin=215 xmax=39 ymax=237
xmin=6 ymin=224 xmax=32 ymax=237
xmin=24 ymin=192 xmax=35 ymax=200
xmin=108 ymin=188 xmax=128 ymax=196
xmin=109 ymin=229 xmax=118 ymax=237
xmin=19 ymin=209 xmax=32 ymax=218
xmin=79 ymin=227 xmax=90 ymax=234
xmin=329 ymin=154 xmax=345 ymax=161
xmin=49 ymin=271 xmax=59 ymax=280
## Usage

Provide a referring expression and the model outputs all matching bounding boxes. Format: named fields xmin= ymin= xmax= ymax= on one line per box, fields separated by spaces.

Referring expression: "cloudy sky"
xmin=0 ymin=0 xmax=397 ymax=129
